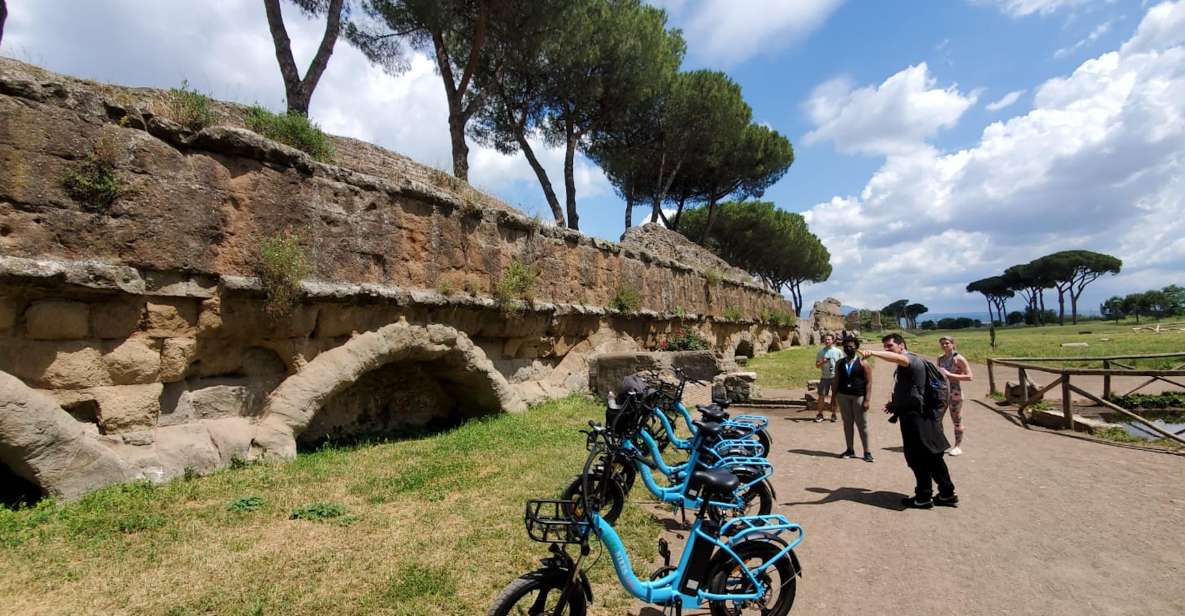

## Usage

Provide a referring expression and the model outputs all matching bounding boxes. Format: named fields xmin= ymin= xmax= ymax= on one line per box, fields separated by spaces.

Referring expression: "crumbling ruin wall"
xmin=0 ymin=59 xmax=795 ymax=499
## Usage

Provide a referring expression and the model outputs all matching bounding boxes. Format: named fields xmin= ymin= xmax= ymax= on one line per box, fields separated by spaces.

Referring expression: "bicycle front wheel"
xmin=705 ymin=541 xmax=797 ymax=616
xmin=487 ymin=569 xmax=587 ymax=616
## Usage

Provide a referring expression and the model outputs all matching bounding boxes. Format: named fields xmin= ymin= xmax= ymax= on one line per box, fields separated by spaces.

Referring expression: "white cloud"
xmin=652 ymin=0 xmax=844 ymax=67
xmin=974 ymin=0 xmax=1093 ymax=17
xmin=1054 ymin=19 xmax=1113 ymax=58
xmin=802 ymin=63 xmax=978 ymax=155
xmin=804 ymin=0 xmax=1185 ymax=312
xmin=985 ymin=89 xmax=1027 ymax=111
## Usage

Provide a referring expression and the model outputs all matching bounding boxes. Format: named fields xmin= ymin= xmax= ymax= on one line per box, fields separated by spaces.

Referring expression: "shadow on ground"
xmin=783 ymin=486 xmax=908 ymax=510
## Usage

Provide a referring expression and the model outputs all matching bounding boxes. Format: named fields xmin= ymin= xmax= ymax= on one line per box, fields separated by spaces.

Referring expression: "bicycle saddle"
xmin=693 ymin=420 xmax=723 ymax=439
xmin=691 ymin=468 xmax=740 ymax=497
xmin=696 ymin=404 xmax=729 ymax=421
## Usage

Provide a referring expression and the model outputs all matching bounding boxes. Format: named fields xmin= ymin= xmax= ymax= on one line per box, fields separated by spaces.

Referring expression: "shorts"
xmin=818 ymin=378 xmax=834 ymax=397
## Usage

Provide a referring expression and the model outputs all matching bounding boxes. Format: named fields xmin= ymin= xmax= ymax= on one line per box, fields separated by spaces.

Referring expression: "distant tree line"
xmin=920 ymin=317 xmax=982 ymax=331
xmin=966 ymin=250 xmax=1122 ymax=326
xmin=1101 ymin=285 xmax=1185 ymax=323
xmin=881 ymin=299 xmax=928 ymax=330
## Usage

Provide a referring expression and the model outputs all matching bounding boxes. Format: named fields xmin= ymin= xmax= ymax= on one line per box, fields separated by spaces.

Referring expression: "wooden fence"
xmin=986 ymin=352 xmax=1185 ymax=446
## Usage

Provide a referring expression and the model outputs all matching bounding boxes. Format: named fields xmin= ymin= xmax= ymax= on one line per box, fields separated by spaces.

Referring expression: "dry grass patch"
xmin=0 ymin=396 xmax=662 ymax=614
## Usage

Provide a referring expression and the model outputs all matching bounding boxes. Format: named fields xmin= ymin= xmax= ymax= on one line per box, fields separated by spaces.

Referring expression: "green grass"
xmin=0 ymin=395 xmax=662 ymax=614
xmin=886 ymin=318 xmax=1184 ymax=368
xmin=748 ymin=346 xmax=818 ymax=390
xmin=244 ymin=105 xmax=335 ymax=162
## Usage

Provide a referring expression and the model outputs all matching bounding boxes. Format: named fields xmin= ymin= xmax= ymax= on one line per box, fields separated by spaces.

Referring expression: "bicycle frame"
xmin=591 ymin=511 xmax=803 ymax=609
xmin=647 ymin=409 xmax=766 ymax=459
xmin=635 ymin=429 xmax=773 ymax=494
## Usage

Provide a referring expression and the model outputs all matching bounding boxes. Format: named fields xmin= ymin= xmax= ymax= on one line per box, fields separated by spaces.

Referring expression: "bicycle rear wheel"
xmin=487 ymin=569 xmax=587 ymax=616
xmin=561 ymin=473 xmax=626 ymax=524
xmin=705 ymin=541 xmax=797 ymax=616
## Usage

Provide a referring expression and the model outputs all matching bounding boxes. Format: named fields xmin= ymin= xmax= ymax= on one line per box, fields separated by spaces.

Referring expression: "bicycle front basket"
xmin=524 ymin=499 xmax=589 ymax=544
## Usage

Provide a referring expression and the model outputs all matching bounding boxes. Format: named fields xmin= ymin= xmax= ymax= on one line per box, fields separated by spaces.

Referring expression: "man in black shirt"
xmin=861 ymin=333 xmax=958 ymax=509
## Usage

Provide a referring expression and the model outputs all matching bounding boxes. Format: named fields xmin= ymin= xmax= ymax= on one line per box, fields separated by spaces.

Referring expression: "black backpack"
xmin=916 ymin=354 xmax=950 ymax=418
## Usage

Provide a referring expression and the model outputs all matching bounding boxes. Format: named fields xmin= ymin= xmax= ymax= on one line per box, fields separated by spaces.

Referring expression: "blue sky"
xmin=4 ymin=0 xmax=1183 ymax=316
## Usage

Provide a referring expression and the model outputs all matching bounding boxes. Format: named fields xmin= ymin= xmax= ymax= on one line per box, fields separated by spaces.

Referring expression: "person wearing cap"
xmin=937 ymin=336 xmax=973 ymax=456
xmin=814 ymin=333 xmax=843 ymax=423
xmin=834 ymin=336 xmax=874 ymax=461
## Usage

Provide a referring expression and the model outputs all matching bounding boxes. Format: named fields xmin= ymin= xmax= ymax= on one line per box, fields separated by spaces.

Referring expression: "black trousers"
xmin=898 ymin=411 xmax=955 ymax=500
xmin=903 ymin=446 xmax=955 ymax=500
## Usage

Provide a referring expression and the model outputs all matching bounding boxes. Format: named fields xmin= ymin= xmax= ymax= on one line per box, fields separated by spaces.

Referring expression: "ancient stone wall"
xmin=0 ymin=59 xmax=795 ymax=499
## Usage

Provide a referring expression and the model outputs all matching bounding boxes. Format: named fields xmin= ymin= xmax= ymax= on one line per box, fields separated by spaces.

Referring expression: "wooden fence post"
xmin=1061 ymin=375 xmax=1074 ymax=429
xmin=1103 ymin=360 xmax=1111 ymax=400
xmin=988 ymin=359 xmax=996 ymax=396
xmin=1019 ymin=368 xmax=1028 ymax=407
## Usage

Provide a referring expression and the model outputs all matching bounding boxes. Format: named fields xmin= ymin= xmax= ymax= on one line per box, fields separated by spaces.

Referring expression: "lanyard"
xmin=844 ymin=357 xmax=858 ymax=376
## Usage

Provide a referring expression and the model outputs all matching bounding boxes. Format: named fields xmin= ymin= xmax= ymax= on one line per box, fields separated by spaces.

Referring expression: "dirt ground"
xmin=627 ymin=361 xmax=1185 ymax=615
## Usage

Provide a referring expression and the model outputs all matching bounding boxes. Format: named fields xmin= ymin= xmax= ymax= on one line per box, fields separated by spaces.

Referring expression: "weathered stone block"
xmin=91 ymin=300 xmax=145 ymax=339
xmin=159 ymin=337 xmax=197 ymax=382
xmin=187 ymin=385 xmax=252 ymax=419
xmin=712 ymin=371 xmax=758 ymax=403
xmin=0 ymin=340 xmax=112 ymax=388
xmin=144 ymin=300 xmax=198 ymax=337
xmin=197 ymin=297 xmax=223 ymax=334
xmin=102 ymin=336 xmax=161 ymax=384
xmin=26 ymin=300 xmax=89 ymax=339
xmin=91 ymin=383 xmax=163 ymax=433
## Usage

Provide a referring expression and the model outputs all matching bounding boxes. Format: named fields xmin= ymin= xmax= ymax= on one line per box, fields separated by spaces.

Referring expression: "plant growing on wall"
xmin=62 ymin=128 xmax=124 ymax=213
xmin=662 ymin=328 xmax=708 ymax=351
xmin=257 ymin=230 xmax=311 ymax=319
xmin=722 ymin=307 xmax=743 ymax=321
xmin=165 ymin=81 xmax=217 ymax=130
xmin=244 ymin=105 xmax=335 ymax=162
xmin=610 ymin=287 xmax=642 ymax=313
xmin=495 ymin=259 xmax=537 ymax=314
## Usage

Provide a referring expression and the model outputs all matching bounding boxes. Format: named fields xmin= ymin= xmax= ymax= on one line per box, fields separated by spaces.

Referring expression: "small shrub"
xmin=1106 ymin=392 xmax=1185 ymax=410
xmin=610 ymin=287 xmax=642 ymax=313
xmin=663 ymin=328 xmax=709 ymax=351
xmin=257 ymin=230 xmax=311 ymax=319
xmin=165 ymin=80 xmax=216 ymax=130
xmin=722 ymin=307 xmax=743 ymax=321
xmin=704 ymin=269 xmax=723 ymax=287
xmin=182 ymin=467 xmax=199 ymax=482
xmin=437 ymin=279 xmax=456 ymax=297
xmin=290 ymin=502 xmax=350 ymax=523
xmin=227 ymin=496 xmax=265 ymax=513
xmin=495 ymin=259 xmax=537 ymax=313
xmin=764 ymin=309 xmax=795 ymax=327
xmin=229 ymin=455 xmax=250 ymax=470
xmin=63 ymin=129 xmax=124 ymax=212
xmin=244 ymin=105 xmax=335 ymax=162
xmin=673 ymin=306 xmax=687 ymax=320
xmin=462 ymin=276 xmax=480 ymax=295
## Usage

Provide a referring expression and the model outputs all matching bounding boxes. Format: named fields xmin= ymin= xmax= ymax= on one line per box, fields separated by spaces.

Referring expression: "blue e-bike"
xmin=643 ymin=369 xmax=774 ymax=457
xmin=488 ymin=423 xmax=803 ymax=616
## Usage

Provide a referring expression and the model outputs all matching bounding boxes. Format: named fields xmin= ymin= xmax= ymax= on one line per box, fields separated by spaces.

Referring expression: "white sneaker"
xmin=947 ymin=446 xmax=963 ymax=456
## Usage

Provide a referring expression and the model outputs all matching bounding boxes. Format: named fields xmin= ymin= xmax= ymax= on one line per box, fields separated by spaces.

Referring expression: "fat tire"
xmin=487 ymin=569 xmax=588 ymax=616
xmin=704 ymin=541 xmax=797 ymax=616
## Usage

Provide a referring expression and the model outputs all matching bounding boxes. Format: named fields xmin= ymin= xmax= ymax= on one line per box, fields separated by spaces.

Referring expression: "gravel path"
xmin=627 ymin=360 xmax=1185 ymax=615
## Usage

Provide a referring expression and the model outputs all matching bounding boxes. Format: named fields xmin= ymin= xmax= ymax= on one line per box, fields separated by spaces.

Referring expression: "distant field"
xmin=749 ymin=318 xmax=1185 ymax=390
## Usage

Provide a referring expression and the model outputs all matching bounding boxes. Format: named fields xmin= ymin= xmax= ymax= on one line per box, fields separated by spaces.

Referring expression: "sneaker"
xmin=830 ymin=415 xmax=838 ymax=423
xmin=814 ymin=415 xmax=825 ymax=423
xmin=901 ymin=496 xmax=934 ymax=510
xmin=947 ymin=446 xmax=963 ymax=456
xmin=934 ymin=494 xmax=960 ymax=507
xmin=863 ymin=452 xmax=874 ymax=463
xmin=840 ymin=450 xmax=856 ymax=459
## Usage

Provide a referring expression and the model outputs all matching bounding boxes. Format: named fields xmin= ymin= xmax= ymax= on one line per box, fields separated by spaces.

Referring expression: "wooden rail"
xmin=985 ymin=352 xmax=1185 ymax=446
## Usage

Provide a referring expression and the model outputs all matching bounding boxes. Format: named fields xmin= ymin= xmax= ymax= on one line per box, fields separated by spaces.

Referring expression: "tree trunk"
xmin=1070 ymin=293 xmax=1079 ymax=325
xmin=447 ymin=111 xmax=471 ymax=181
xmin=1039 ymin=291 xmax=1047 ymax=325
xmin=513 ymin=129 xmax=563 ymax=225
xmin=1 ymin=0 xmax=9 ymax=48
xmin=699 ymin=196 xmax=719 ymax=244
xmin=1057 ymin=288 xmax=1066 ymax=324
xmin=985 ymin=297 xmax=994 ymax=326
xmin=790 ymin=281 xmax=803 ymax=317
xmin=624 ymin=194 xmax=633 ymax=231
xmin=563 ymin=109 xmax=579 ymax=230
xmin=263 ymin=0 xmax=343 ymax=116
xmin=669 ymin=197 xmax=686 ymax=231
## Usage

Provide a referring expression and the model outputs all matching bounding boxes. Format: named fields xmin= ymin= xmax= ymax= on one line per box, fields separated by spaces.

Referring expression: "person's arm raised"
xmin=860 ymin=349 xmax=910 ymax=366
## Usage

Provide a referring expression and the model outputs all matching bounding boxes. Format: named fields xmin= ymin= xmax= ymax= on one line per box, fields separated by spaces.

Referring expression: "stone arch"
xmin=250 ymin=322 xmax=525 ymax=459
xmin=0 ymin=371 xmax=131 ymax=502
xmin=732 ymin=334 xmax=756 ymax=359
xmin=767 ymin=335 xmax=784 ymax=352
